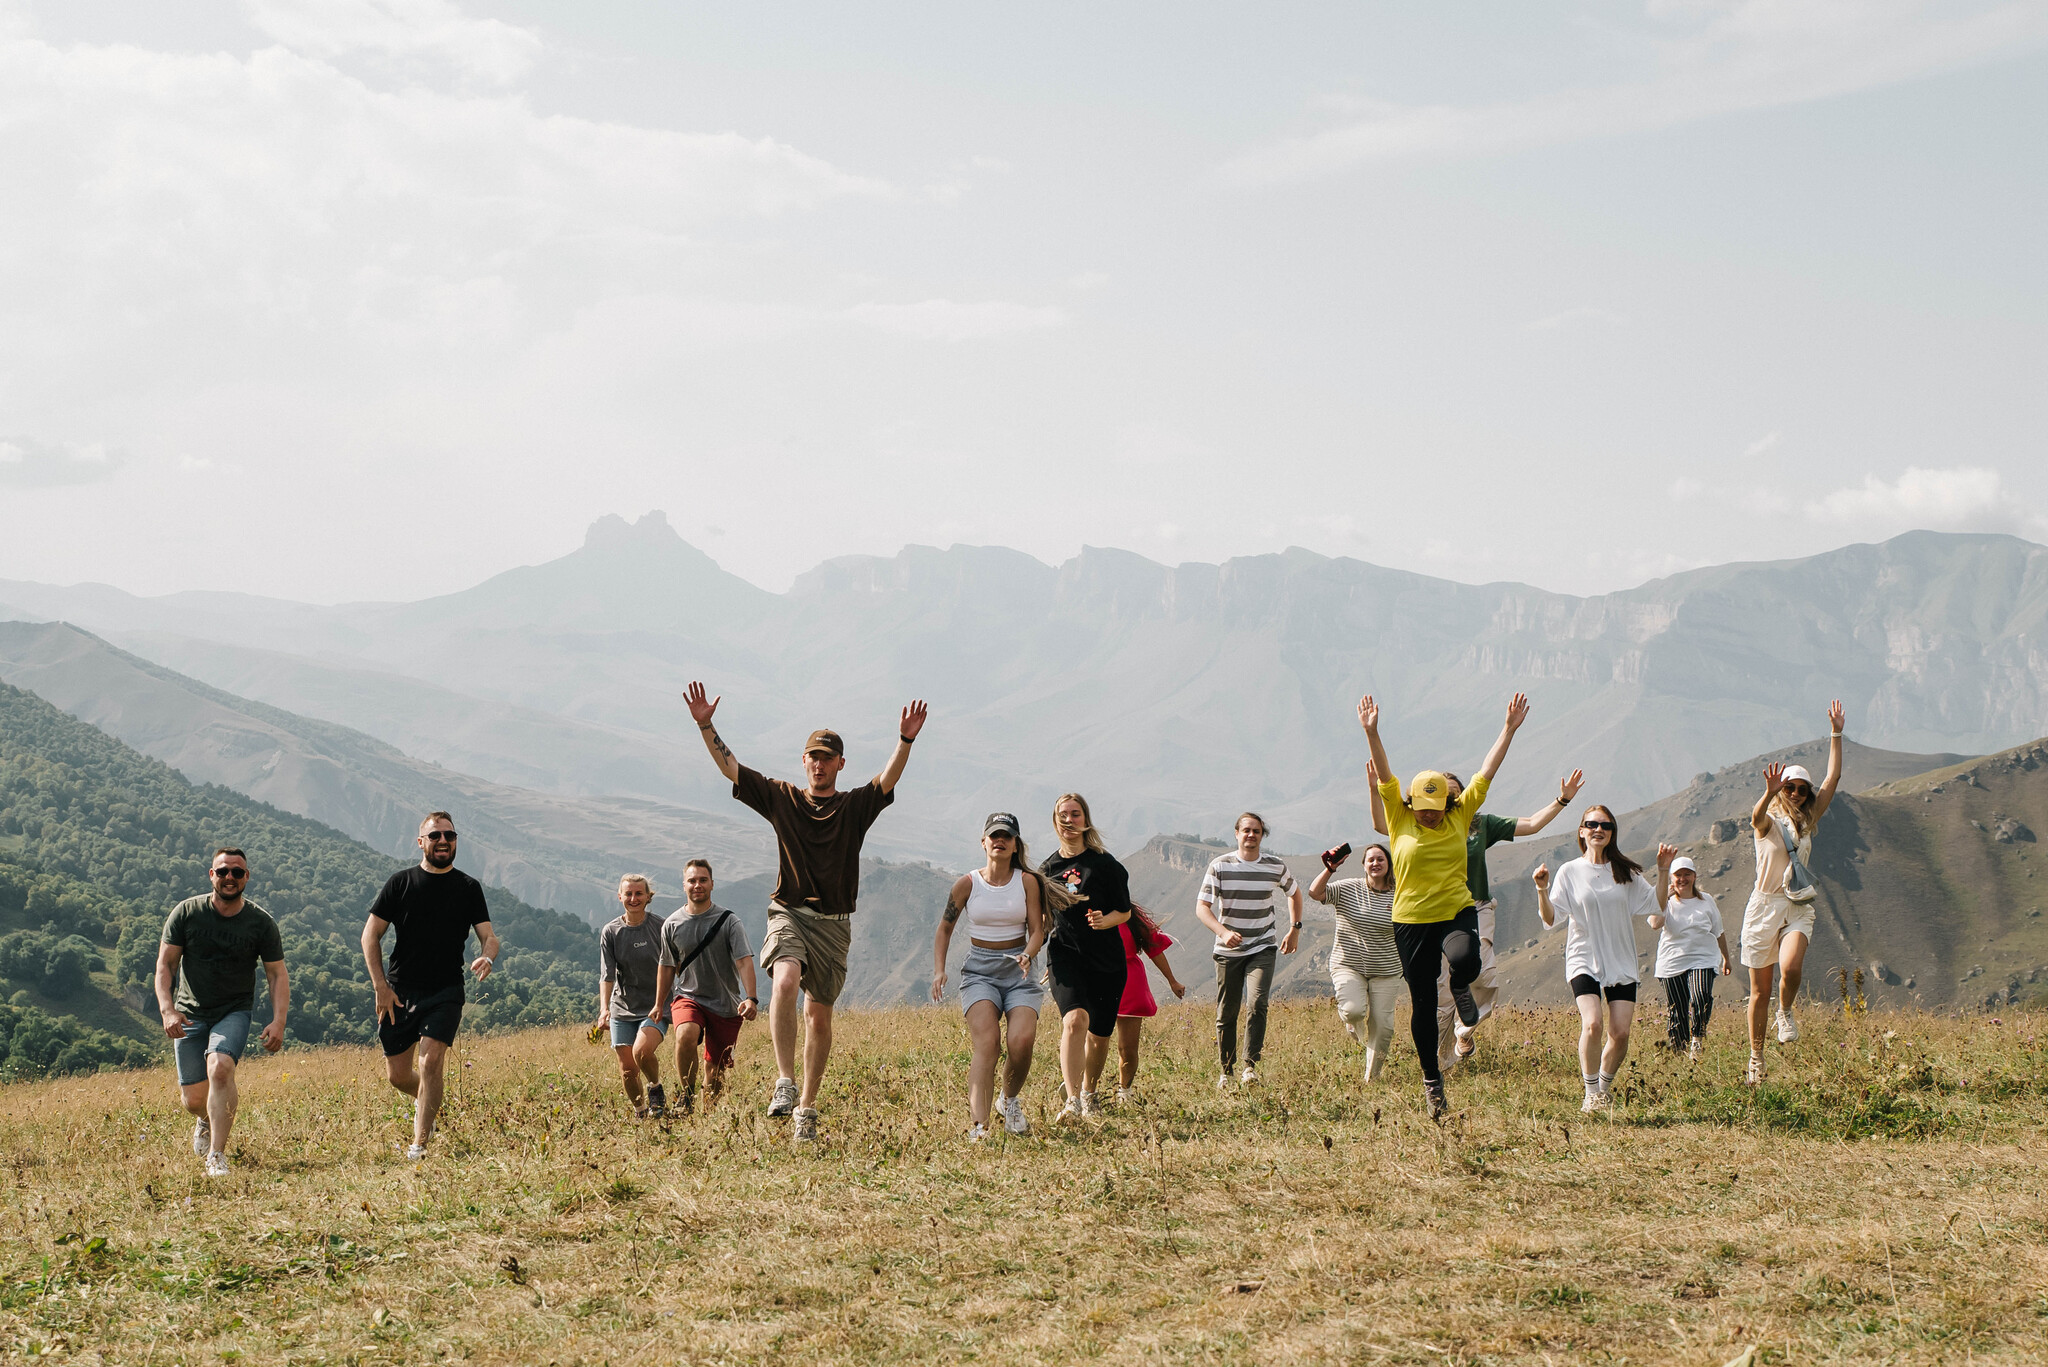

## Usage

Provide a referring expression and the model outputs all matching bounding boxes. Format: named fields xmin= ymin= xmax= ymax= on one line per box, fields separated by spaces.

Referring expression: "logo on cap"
xmin=983 ymin=812 xmax=1020 ymax=838
xmin=804 ymin=729 xmax=844 ymax=757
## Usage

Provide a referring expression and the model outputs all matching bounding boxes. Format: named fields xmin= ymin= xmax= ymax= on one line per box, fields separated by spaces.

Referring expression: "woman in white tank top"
xmin=1738 ymin=700 xmax=1845 ymax=1084
xmin=932 ymin=812 xmax=1049 ymax=1141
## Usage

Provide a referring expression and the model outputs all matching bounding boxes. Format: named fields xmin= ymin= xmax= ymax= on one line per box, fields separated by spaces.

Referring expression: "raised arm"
xmin=1308 ymin=852 xmax=1340 ymax=904
xmin=1359 ymin=696 xmax=1394 ymax=791
xmin=1813 ymin=699 xmax=1846 ymax=819
xmin=685 ymin=681 xmax=741 ymax=783
xmin=1752 ymin=762 xmax=1785 ymax=837
xmin=876 ymin=699 xmax=928 ymax=794
xmin=1654 ymin=843 xmax=1676 ymax=913
xmin=931 ymin=873 xmax=969 ymax=1001
xmin=1515 ymin=769 xmax=1584 ymax=837
xmin=1475 ymin=692 xmax=1531 ymax=784
xmin=1366 ymin=758 xmax=1389 ymax=837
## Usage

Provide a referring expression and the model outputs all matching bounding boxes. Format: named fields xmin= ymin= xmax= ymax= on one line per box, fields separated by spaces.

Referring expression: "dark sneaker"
xmin=768 ymin=1077 xmax=799 ymax=1117
xmin=1424 ymin=1080 xmax=1449 ymax=1121
xmin=679 ymin=1084 xmax=697 ymax=1116
xmin=646 ymin=1084 xmax=668 ymax=1118
xmin=1449 ymin=983 xmax=1479 ymax=1029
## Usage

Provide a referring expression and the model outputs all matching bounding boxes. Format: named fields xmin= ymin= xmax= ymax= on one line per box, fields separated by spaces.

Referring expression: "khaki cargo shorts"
xmin=760 ymin=901 xmax=852 ymax=1006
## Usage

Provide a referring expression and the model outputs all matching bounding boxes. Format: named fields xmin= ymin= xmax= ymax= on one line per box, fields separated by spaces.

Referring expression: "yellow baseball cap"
xmin=1409 ymin=771 xmax=1451 ymax=812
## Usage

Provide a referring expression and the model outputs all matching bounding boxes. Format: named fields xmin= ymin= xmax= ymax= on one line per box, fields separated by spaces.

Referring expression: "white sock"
xmin=1597 ymin=1072 xmax=1614 ymax=1093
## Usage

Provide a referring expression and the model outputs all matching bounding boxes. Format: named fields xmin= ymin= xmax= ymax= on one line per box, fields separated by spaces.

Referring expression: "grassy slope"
xmin=3 ymin=1003 xmax=2044 ymax=1364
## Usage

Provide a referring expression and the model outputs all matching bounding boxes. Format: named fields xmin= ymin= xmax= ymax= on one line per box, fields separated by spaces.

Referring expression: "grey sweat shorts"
xmin=958 ymin=945 xmax=1044 ymax=1016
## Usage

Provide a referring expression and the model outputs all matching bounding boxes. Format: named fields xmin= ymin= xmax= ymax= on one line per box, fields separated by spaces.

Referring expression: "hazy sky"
xmin=2 ymin=0 xmax=2045 ymax=602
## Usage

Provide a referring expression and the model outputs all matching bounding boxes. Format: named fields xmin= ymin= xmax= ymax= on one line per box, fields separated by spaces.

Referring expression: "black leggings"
xmin=1393 ymin=907 xmax=1481 ymax=1085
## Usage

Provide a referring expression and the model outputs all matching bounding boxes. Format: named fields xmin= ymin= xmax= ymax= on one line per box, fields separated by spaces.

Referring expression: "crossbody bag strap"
xmin=673 ymin=909 xmax=736 ymax=978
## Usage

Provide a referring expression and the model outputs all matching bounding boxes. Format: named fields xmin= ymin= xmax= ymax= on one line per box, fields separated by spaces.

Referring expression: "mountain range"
xmin=5 ymin=517 xmax=2047 ymax=865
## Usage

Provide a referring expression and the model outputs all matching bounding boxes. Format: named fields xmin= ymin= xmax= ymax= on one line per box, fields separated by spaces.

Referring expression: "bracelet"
xmin=899 ymin=733 xmax=915 ymax=744
xmin=744 ymin=995 xmax=758 ymax=1004
xmin=1830 ymin=731 xmax=1843 ymax=738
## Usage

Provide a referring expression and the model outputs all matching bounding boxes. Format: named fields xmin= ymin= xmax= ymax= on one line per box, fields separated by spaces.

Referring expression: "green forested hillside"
xmin=0 ymin=682 xmax=596 ymax=1078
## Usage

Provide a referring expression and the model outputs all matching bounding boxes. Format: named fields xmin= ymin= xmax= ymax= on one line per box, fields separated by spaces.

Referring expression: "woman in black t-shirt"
xmin=1041 ymin=792 xmax=1132 ymax=1123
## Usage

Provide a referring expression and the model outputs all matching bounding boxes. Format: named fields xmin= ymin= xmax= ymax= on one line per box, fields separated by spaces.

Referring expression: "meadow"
xmin=2 ymin=997 xmax=2044 ymax=1365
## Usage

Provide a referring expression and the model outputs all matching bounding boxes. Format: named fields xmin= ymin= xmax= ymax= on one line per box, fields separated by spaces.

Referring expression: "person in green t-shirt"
xmin=155 ymin=848 xmax=288 ymax=1179
xmin=1429 ymin=767 xmax=1584 ymax=1071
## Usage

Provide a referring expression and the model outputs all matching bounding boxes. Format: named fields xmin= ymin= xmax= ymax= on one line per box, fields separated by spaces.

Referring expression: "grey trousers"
xmin=1215 ymin=947 xmax=1277 ymax=1072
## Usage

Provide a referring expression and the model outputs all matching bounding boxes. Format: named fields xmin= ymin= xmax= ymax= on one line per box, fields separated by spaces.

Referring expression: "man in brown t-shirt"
xmin=684 ymin=680 xmax=928 ymax=1144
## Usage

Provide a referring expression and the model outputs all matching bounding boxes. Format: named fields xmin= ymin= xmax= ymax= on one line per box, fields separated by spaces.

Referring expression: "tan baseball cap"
xmin=1409 ymin=771 xmax=1452 ymax=812
xmin=803 ymin=729 xmax=844 ymax=757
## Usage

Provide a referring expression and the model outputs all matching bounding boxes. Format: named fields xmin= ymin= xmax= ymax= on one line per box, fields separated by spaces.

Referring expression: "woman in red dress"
xmin=1109 ymin=906 xmax=1186 ymax=1103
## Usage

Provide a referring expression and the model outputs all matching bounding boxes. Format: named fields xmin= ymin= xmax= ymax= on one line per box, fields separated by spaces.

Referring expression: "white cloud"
xmin=1745 ymin=431 xmax=1783 ymax=457
xmin=844 ymin=299 xmax=1065 ymax=341
xmin=1808 ymin=464 xmax=2011 ymax=527
xmin=240 ymin=0 xmax=542 ymax=86
xmin=1220 ymin=1 xmax=2048 ymax=184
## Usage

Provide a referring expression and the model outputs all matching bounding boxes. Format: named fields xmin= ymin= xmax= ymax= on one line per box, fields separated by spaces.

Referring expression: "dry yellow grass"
xmin=3 ymin=998 xmax=2046 ymax=1365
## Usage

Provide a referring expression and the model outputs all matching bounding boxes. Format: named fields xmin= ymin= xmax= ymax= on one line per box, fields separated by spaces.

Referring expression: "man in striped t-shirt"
xmin=1195 ymin=812 xmax=1301 ymax=1086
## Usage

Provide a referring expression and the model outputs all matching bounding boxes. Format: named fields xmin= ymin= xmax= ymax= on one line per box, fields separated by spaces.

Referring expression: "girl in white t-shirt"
xmin=1533 ymin=805 xmax=1676 ymax=1113
xmin=1648 ymin=857 xmax=1732 ymax=1060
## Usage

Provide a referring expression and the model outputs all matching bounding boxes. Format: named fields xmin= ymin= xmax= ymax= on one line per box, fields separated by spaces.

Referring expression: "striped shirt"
xmin=1200 ymin=853 xmax=1299 ymax=959
xmin=1324 ymin=878 xmax=1400 ymax=979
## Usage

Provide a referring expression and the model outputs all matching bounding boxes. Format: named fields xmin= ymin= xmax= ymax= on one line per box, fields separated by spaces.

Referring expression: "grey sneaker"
xmin=203 ymin=1151 xmax=229 ymax=1178
xmin=792 ymin=1106 xmax=819 ymax=1144
xmin=997 ymin=1095 xmax=1031 ymax=1135
xmin=191 ymin=1116 xmax=211 ymax=1156
xmin=1078 ymin=1090 xmax=1102 ymax=1117
xmin=1449 ymin=983 xmax=1480 ymax=1029
xmin=1424 ymin=1080 xmax=1449 ymax=1121
xmin=768 ymin=1077 xmax=799 ymax=1117
xmin=646 ymin=1083 xmax=668 ymax=1118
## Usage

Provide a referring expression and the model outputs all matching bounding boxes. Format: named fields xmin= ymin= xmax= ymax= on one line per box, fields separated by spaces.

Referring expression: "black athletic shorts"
xmin=1567 ymin=975 xmax=1638 ymax=1003
xmin=1046 ymin=945 xmax=1127 ymax=1037
xmin=379 ymin=983 xmax=466 ymax=1056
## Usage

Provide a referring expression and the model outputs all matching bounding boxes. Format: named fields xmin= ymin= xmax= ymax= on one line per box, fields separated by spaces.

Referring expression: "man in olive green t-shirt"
xmin=155 ymin=848 xmax=289 ymax=1178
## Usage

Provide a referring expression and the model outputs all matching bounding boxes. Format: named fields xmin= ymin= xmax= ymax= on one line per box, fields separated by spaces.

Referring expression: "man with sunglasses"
xmin=684 ymin=680 xmax=927 ymax=1145
xmin=157 ymin=848 xmax=288 ymax=1177
xmin=362 ymin=811 xmax=499 ymax=1160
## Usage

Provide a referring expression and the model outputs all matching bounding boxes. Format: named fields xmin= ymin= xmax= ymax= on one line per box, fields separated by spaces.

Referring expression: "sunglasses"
xmin=425 ymin=831 xmax=458 ymax=843
xmin=211 ymin=867 xmax=248 ymax=878
xmin=1581 ymin=819 xmax=1616 ymax=832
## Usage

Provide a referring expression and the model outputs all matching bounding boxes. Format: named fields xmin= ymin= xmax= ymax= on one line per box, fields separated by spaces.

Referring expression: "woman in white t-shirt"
xmin=1533 ymin=805 xmax=1675 ymax=1113
xmin=1648 ymin=857 xmax=1732 ymax=1060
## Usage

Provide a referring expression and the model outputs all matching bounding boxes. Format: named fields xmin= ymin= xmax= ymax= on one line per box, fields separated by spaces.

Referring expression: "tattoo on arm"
xmin=705 ymin=727 xmax=735 ymax=765
xmin=942 ymin=899 xmax=962 ymax=924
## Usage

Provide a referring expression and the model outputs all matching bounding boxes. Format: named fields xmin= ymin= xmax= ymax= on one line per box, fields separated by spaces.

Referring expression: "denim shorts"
xmin=609 ymin=1013 xmax=669 ymax=1047
xmin=174 ymin=1010 xmax=253 ymax=1087
xmin=958 ymin=945 xmax=1044 ymax=1016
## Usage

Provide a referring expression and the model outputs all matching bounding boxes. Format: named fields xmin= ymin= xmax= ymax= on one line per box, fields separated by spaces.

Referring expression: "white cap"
xmin=1781 ymin=764 xmax=1814 ymax=786
xmin=1670 ymin=856 xmax=1696 ymax=874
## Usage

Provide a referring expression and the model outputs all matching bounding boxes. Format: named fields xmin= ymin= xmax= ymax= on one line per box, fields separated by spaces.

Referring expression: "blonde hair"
xmin=1769 ymin=787 xmax=1818 ymax=839
xmin=1052 ymin=792 xmax=1108 ymax=854
xmin=618 ymin=873 xmax=654 ymax=894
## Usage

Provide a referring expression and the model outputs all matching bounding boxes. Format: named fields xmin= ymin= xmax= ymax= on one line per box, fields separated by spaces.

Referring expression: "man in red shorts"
xmin=653 ymin=859 xmax=758 ymax=1113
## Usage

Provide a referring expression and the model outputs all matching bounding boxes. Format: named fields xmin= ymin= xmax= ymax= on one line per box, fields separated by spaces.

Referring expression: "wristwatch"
xmin=1291 ymin=921 xmax=1303 ymax=930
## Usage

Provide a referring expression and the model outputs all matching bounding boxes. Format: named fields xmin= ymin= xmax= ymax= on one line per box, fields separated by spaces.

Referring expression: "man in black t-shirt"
xmin=361 ymin=811 xmax=499 ymax=1160
xmin=684 ymin=679 xmax=926 ymax=1145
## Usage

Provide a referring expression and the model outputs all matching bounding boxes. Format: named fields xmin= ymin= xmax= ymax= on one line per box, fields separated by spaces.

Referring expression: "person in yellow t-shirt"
xmin=1359 ymin=691 xmax=1530 ymax=1118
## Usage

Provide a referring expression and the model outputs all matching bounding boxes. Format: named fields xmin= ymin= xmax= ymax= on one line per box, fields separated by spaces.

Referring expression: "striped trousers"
xmin=1660 ymin=968 xmax=1717 ymax=1048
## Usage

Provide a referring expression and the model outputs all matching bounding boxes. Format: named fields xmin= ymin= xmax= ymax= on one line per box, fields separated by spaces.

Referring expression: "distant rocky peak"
xmin=583 ymin=510 xmax=679 ymax=551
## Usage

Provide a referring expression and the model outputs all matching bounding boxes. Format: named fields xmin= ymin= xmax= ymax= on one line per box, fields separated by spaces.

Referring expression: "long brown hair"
xmin=1768 ymin=786 xmax=1818 ymax=839
xmin=1052 ymin=792 xmax=1108 ymax=854
xmin=1575 ymin=804 xmax=1644 ymax=885
xmin=1126 ymin=902 xmax=1161 ymax=954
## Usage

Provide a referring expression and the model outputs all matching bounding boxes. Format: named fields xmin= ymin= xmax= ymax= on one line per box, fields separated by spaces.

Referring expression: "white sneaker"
xmin=1581 ymin=1088 xmax=1603 ymax=1113
xmin=1453 ymin=1022 xmax=1477 ymax=1060
xmin=1079 ymin=1090 xmax=1102 ymax=1117
xmin=1055 ymin=1097 xmax=1083 ymax=1126
xmin=1113 ymin=1086 xmax=1135 ymax=1106
xmin=792 ymin=1106 xmax=819 ymax=1144
xmin=768 ymin=1077 xmax=799 ymax=1117
xmin=203 ymin=1151 xmax=229 ymax=1178
xmin=1239 ymin=1066 xmax=1259 ymax=1085
xmin=996 ymin=1095 xmax=1031 ymax=1136
xmin=1686 ymin=1038 xmax=1703 ymax=1062
xmin=404 ymin=1143 xmax=428 ymax=1161
xmin=1216 ymin=1073 xmax=1233 ymax=1090
xmin=1776 ymin=1008 xmax=1799 ymax=1043
xmin=967 ymin=1123 xmax=989 ymax=1143
xmin=1744 ymin=1054 xmax=1765 ymax=1087
xmin=191 ymin=1116 xmax=211 ymax=1156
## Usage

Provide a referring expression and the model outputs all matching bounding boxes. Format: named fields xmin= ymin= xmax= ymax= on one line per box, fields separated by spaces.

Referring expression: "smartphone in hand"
xmin=1322 ymin=842 xmax=1352 ymax=869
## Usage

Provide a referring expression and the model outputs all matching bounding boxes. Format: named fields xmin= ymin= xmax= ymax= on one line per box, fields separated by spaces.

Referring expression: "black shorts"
xmin=1046 ymin=945 xmax=1127 ymax=1037
xmin=379 ymin=984 xmax=466 ymax=1056
xmin=1568 ymin=975 xmax=1638 ymax=1003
